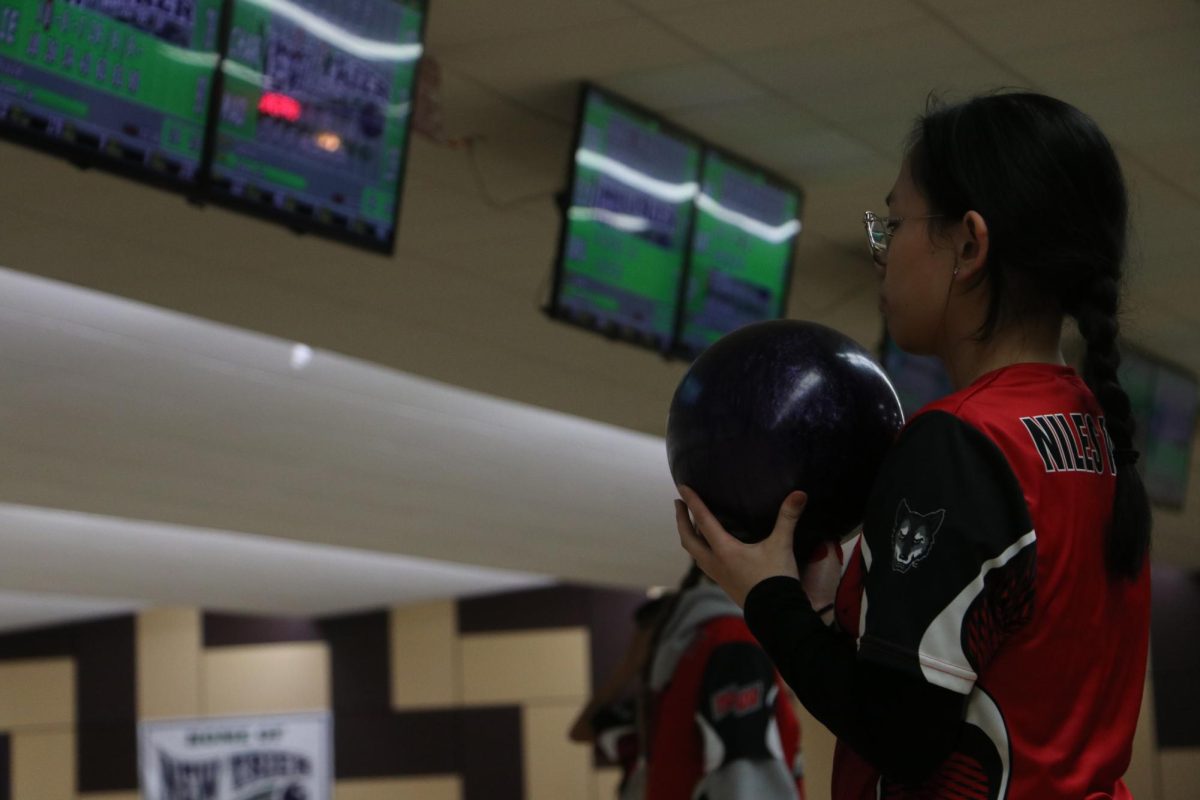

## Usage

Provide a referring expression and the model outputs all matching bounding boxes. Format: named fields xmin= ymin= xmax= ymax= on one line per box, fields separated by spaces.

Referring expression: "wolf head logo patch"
xmin=891 ymin=499 xmax=945 ymax=573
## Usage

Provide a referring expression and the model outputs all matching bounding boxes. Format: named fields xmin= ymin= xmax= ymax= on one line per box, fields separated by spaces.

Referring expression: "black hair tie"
xmin=1114 ymin=448 xmax=1140 ymax=467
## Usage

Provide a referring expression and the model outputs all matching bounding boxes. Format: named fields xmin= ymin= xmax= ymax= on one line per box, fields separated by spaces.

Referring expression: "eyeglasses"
xmin=863 ymin=211 xmax=943 ymax=265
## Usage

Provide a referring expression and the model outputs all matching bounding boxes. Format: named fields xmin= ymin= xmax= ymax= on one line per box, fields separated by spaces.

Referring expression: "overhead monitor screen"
xmin=0 ymin=0 xmax=223 ymax=185
xmin=1122 ymin=350 xmax=1198 ymax=509
xmin=550 ymin=86 xmax=702 ymax=352
xmin=675 ymin=150 xmax=801 ymax=358
xmin=207 ymin=0 xmax=424 ymax=251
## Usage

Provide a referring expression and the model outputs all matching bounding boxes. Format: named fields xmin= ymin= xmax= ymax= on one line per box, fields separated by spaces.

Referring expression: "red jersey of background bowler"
xmin=832 ymin=363 xmax=1150 ymax=799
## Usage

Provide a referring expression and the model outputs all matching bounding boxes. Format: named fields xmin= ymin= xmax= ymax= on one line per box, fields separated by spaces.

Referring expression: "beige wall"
xmin=137 ymin=607 xmax=202 ymax=720
xmin=1159 ymin=749 xmax=1200 ymax=800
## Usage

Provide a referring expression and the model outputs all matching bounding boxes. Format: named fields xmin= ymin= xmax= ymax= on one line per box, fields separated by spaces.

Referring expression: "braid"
xmin=1074 ymin=278 xmax=1152 ymax=579
xmin=1077 ymin=278 xmax=1132 ymax=446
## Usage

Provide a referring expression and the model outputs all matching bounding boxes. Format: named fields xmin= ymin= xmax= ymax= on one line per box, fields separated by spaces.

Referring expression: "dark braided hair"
xmin=907 ymin=91 xmax=1151 ymax=579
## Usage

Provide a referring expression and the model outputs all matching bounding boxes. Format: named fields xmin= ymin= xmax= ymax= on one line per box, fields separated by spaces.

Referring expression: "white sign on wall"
xmin=138 ymin=711 xmax=333 ymax=800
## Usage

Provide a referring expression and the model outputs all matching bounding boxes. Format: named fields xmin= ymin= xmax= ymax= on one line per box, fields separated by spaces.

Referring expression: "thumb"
xmin=772 ymin=491 xmax=807 ymax=543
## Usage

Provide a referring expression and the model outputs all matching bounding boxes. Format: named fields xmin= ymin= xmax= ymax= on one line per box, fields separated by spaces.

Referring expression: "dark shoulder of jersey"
xmin=696 ymin=641 xmax=781 ymax=766
xmin=858 ymin=410 xmax=1037 ymax=694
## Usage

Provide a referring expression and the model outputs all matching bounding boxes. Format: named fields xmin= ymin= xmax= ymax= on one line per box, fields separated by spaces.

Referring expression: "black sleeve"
xmin=745 ymin=576 xmax=964 ymax=783
xmin=856 ymin=411 xmax=1036 ymax=692
xmin=743 ymin=410 xmax=1036 ymax=783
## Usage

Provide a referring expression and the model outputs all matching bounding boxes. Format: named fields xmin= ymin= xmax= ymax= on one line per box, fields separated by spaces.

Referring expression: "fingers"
xmin=675 ymin=499 xmax=707 ymax=562
xmin=678 ymin=485 xmax=743 ymax=557
xmin=677 ymin=485 xmax=719 ymax=532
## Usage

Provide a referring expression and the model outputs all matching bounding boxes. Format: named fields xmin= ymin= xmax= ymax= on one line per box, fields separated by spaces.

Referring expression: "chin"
xmin=887 ymin=328 xmax=934 ymax=358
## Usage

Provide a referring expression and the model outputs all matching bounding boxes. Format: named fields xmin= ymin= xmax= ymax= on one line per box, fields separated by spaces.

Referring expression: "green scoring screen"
xmin=553 ymin=88 xmax=702 ymax=351
xmin=1120 ymin=351 xmax=1199 ymax=509
xmin=676 ymin=150 xmax=801 ymax=357
xmin=208 ymin=0 xmax=424 ymax=250
xmin=0 ymin=0 xmax=223 ymax=183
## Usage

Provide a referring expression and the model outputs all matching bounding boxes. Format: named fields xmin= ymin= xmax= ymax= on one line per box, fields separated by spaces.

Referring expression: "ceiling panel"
xmin=601 ymin=61 xmax=767 ymax=112
xmin=924 ymin=0 xmax=1200 ymax=61
xmin=424 ymin=0 xmax=634 ymax=48
xmin=436 ymin=16 xmax=704 ymax=117
xmin=0 ymin=269 xmax=689 ymax=589
xmin=0 ymin=589 xmax=142 ymax=635
xmin=727 ymin=24 xmax=1025 ymax=131
xmin=651 ymin=0 xmax=926 ymax=54
xmin=668 ymin=94 xmax=826 ymax=151
xmin=1006 ymin=22 xmax=1200 ymax=90
xmin=0 ymin=505 xmax=551 ymax=623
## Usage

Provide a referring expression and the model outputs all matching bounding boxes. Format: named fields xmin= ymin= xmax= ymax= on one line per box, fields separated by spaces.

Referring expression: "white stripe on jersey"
xmin=917 ymin=529 xmax=1038 ymax=693
xmin=966 ymin=686 xmax=1012 ymax=800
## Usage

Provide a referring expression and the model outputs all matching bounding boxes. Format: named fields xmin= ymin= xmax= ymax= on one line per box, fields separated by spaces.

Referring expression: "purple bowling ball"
xmin=667 ymin=320 xmax=905 ymax=560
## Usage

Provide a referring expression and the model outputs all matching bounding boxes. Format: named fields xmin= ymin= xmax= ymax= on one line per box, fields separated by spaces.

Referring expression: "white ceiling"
xmin=0 ymin=266 xmax=681 ymax=629
xmin=0 ymin=0 xmax=1197 ymax=632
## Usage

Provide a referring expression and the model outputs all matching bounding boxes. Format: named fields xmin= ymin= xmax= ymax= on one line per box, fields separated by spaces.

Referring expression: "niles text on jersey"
xmin=1020 ymin=412 xmax=1117 ymax=475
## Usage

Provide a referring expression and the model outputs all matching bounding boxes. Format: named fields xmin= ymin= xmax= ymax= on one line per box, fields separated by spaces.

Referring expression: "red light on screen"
xmin=258 ymin=92 xmax=302 ymax=122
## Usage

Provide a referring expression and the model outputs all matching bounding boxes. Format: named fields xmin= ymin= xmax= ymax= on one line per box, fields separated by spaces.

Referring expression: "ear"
xmin=953 ymin=210 xmax=989 ymax=279
xmin=895 ymin=498 xmax=910 ymax=528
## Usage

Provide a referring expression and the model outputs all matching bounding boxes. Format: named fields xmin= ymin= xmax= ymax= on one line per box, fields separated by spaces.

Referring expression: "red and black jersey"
xmin=831 ymin=363 xmax=1150 ymax=799
xmin=644 ymin=586 xmax=806 ymax=800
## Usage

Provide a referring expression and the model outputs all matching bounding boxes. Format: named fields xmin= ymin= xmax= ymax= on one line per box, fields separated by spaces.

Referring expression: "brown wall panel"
xmin=321 ymin=610 xmax=525 ymax=797
xmin=458 ymin=706 xmax=522 ymax=800
xmin=0 ymin=733 xmax=9 ymax=800
xmin=1151 ymin=567 xmax=1200 ymax=747
xmin=0 ymin=615 xmax=137 ymax=793
xmin=322 ymin=611 xmax=392 ymax=713
xmin=458 ymin=585 xmax=645 ymax=705
xmin=332 ymin=709 xmax=458 ymax=778
xmin=204 ymin=612 xmax=324 ymax=647
xmin=75 ymin=616 xmax=137 ymax=792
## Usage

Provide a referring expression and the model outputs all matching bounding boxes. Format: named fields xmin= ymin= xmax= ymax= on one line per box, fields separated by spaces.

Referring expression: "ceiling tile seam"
xmin=610 ymin=0 xmax=894 ymax=163
xmin=456 ymin=139 xmax=566 ymax=212
xmin=428 ymin=5 xmax=643 ymax=53
xmin=407 ymin=66 xmax=577 ymax=209
xmin=909 ymin=0 xmax=1200 ymax=208
xmin=435 ymin=63 xmax=578 ymax=129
